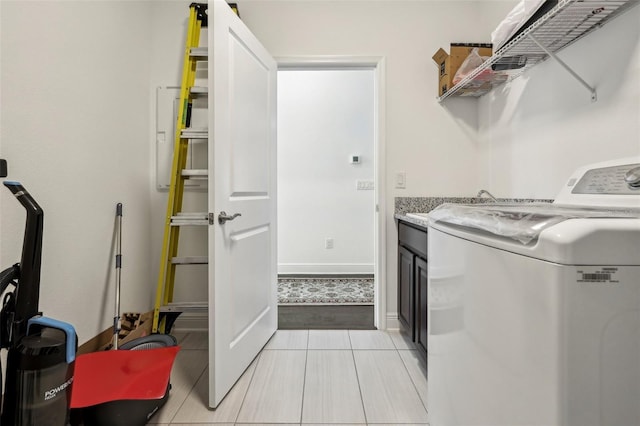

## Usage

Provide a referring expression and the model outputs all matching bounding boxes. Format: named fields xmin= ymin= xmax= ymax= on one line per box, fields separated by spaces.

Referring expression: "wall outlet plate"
xmin=325 ymin=238 xmax=334 ymax=249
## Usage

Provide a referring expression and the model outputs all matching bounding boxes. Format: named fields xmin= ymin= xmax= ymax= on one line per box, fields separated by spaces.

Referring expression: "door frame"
xmin=276 ymin=56 xmax=387 ymax=330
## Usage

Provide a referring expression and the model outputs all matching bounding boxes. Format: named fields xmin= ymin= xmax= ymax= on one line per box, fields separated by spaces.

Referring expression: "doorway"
xmin=276 ymin=58 xmax=386 ymax=329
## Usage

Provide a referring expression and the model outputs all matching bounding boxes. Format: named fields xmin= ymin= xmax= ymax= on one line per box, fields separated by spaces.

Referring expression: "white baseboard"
xmin=385 ymin=313 xmax=400 ymax=330
xmin=172 ymin=312 xmax=208 ymax=332
xmin=278 ymin=263 xmax=375 ymax=275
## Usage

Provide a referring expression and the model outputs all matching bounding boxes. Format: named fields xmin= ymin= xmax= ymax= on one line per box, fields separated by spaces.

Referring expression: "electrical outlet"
xmin=325 ymin=238 xmax=334 ymax=249
xmin=395 ymin=172 xmax=406 ymax=189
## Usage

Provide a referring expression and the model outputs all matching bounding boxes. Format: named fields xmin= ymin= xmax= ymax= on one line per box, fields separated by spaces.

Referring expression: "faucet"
xmin=476 ymin=189 xmax=498 ymax=202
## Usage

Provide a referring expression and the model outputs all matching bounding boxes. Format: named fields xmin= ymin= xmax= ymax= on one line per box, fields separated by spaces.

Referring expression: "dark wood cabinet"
xmin=398 ymin=245 xmax=415 ymax=339
xmin=397 ymin=220 xmax=427 ymax=364
xmin=415 ymin=256 xmax=428 ymax=357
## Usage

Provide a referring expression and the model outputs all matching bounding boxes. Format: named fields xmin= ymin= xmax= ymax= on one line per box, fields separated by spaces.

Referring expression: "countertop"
xmin=394 ymin=196 xmax=553 ymax=230
xmin=395 ymin=212 xmax=429 ymax=228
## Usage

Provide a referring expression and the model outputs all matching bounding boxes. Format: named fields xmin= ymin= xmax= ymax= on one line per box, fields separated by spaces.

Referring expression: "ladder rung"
xmin=181 ymin=129 xmax=208 ymax=139
xmin=190 ymin=86 xmax=208 ymax=95
xmin=170 ymin=213 xmax=209 ymax=226
xmin=172 ymin=256 xmax=208 ymax=265
xmin=189 ymin=47 xmax=208 ymax=58
xmin=160 ymin=302 xmax=208 ymax=313
xmin=181 ymin=169 xmax=208 ymax=178
xmin=172 ymin=256 xmax=207 ymax=264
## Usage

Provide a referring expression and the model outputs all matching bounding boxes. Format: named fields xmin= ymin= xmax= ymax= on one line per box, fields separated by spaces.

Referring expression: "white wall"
xmin=238 ymin=0 xmax=516 ymax=322
xmin=477 ymin=5 xmax=640 ymax=198
xmin=0 ymin=1 xmax=153 ymax=343
xmin=278 ymin=69 xmax=375 ymax=275
xmin=479 ymin=7 xmax=640 ymax=198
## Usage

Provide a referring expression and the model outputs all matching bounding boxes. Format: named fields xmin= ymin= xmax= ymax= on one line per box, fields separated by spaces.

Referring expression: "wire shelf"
xmin=437 ymin=0 xmax=639 ymax=102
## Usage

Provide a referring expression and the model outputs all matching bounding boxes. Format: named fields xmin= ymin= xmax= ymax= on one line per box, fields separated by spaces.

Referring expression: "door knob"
xmin=218 ymin=211 xmax=241 ymax=224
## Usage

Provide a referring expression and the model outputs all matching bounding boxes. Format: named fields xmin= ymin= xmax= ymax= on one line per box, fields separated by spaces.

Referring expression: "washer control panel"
xmin=572 ymin=163 xmax=640 ymax=194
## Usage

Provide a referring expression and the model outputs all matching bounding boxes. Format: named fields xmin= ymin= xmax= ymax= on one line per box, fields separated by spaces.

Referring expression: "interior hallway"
xmin=152 ymin=329 xmax=428 ymax=425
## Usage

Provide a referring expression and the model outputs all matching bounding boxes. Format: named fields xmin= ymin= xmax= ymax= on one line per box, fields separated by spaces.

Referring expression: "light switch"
xmin=395 ymin=172 xmax=406 ymax=189
xmin=357 ymin=180 xmax=374 ymax=190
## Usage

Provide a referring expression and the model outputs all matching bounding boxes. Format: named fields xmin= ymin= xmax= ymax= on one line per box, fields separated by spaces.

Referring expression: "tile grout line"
xmin=348 ymin=330 xmax=369 ymax=425
xmin=232 ymin=349 xmax=263 ymax=424
xmin=388 ymin=330 xmax=429 ymax=415
xmin=389 ymin=331 xmax=429 ymax=419
xmin=168 ymin=350 xmax=208 ymax=425
xmin=398 ymin=348 xmax=429 ymax=416
xmin=298 ymin=331 xmax=310 ymax=424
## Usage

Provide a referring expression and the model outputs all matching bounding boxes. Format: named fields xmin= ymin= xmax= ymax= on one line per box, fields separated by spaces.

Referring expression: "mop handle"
xmin=113 ymin=203 xmax=123 ymax=350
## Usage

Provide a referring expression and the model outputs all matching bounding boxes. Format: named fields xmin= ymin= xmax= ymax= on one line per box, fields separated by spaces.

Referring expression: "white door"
xmin=208 ymin=0 xmax=277 ymax=408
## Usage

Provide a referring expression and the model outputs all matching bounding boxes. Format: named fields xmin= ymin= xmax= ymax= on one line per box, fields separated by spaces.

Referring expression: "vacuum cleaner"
xmin=0 ymin=158 xmax=77 ymax=425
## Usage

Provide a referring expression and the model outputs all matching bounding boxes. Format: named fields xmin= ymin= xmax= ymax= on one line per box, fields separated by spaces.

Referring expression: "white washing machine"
xmin=426 ymin=158 xmax=640 ymax=426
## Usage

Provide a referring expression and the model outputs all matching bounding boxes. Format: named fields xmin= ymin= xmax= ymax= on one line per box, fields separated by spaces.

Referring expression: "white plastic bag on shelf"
xmin=452 ymin=48 xmax=490 ymax=84
xmin=491 ymin=0 xmax=547 ymax=51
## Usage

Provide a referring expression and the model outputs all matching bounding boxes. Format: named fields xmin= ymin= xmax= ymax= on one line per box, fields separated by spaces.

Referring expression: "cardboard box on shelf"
xmin=432 ymin=43 xmax=493 ymax=97
xmin=78 ymin=311 xmax=153 ymax=354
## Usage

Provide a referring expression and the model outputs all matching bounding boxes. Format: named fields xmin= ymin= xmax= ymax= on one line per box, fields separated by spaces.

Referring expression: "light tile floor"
xmin=150 ymin=329 xmax=428 ymax=425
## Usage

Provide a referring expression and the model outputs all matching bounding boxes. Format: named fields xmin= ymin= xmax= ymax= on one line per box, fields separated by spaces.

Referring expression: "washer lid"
xmin=430 ymin=215 xmax=640 ymax=265
xmin=428 ymin=203 xmax=640 ymax=245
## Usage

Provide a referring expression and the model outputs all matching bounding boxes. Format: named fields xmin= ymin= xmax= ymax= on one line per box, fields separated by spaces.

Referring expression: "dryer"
xmin=427 ymin=157 xmax=640 ymax=426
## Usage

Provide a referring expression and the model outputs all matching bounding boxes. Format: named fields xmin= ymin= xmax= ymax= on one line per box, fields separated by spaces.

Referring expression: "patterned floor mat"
xmin=278 ymin=276 xmax=374 ymax=305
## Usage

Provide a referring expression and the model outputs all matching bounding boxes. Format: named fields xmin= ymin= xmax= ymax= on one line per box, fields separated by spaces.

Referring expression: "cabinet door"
xmin=398 ymin=245 xmax=415 ymax=339
xmin=415 ymin=256 xmax=428 ymax=359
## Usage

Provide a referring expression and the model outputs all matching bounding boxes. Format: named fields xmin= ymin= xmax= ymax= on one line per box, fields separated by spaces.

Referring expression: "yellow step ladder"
xmin=153 ymin=3 xmax=209 ymax=333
